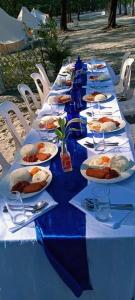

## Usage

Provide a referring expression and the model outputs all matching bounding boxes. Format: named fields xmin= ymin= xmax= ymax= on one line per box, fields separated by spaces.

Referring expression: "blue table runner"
xmin=36 ymin=139 xmax=92 ymax=297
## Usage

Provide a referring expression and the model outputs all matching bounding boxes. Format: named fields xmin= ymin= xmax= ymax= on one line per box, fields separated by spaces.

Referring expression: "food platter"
xmin=34 ymin=116 xmax=60 ymax=131
xmin=48 ymin=94 xmax=71 ymax=105
xmin=94 ymin=63 xmax=106 ymax=69
xmin=83 ymin=93 xmax=112 ymax=103
xmin=89 ymin=74 xmax=111 ymax=82
xmin=3 ymin=166 xmax=52 ymax=199
xmin=80 ymin=154 xmax=135 ymax=184
xmin=19 ymin=142 xmax=58 ymax=166
xmin=88 ymin=117 xmax=126 ymax=133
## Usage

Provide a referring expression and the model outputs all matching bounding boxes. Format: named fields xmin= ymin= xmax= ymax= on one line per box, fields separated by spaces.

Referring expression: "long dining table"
xmin=1 ymin=60 xmax=135 ymax=300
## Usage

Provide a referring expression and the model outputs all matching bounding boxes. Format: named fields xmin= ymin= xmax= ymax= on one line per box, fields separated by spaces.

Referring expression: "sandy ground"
xmin=0 ymin=12 xmax=135 ymax=166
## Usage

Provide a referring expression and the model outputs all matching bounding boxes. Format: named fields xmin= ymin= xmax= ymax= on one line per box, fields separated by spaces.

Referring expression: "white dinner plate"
xmin=83 ymin=93 xmax=112 ymax=103
xmin=80 ymin=155 xmax=135 ymax=184
xmin=34 ymin=116 xmax=60 ymax=131
xmin=87 ymin=63 xmax=106 ymax=71
xmin=48 ymin=94 xmax=71 ymax=105
xmin=88 ymin=73 xmax=111 ymax=82
xmin=4 ymin=166 xmax=52 ymax=199
xmin=19 ymin=142 xmax=58 ymax=166
xmin=88 ymin=117 xmax=126 ymax=133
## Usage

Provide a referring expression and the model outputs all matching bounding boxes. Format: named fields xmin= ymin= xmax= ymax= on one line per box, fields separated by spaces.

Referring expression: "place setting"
xmin=1 ymin=190 xmax=58 ymax=234
xmin=78 ymin=130 xmax=129 ymax=153
xmin=0 ymin=163 xmax=58 ymax=233
xmin=82 ymin=91 xmax=113 ymax=103
xmin=52 ymin=74 xmax=72 ymax=93
xmin=69 ymin=183 xmax=135 ymax=229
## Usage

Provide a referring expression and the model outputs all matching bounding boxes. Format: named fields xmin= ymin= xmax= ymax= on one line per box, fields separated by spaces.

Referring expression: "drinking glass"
xmin=33 ymin=119 xmax=48 ymax=141
xmin=92 ymin=185 xmax=111 ymax=222
xmin=5 ymin=191 xmax=27 ymax=225
xmin=92 ymin=130 xmax=105 ymax=152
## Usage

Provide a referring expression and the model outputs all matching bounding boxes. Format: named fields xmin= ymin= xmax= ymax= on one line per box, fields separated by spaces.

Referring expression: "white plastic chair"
xmin=36 ymin=64 xmax=51 ymax=91
xmin=18 ymin=84 xmax=41 ymax=123
xmin=119 ymin=88 xmax=135 ymax=116
xmin=0 ymin=101 xmax=30 ymax=150
xmin=30 ymin=72 xmax=50 ymax=105
xmin=0 ymin=153 xmax=11 ymax=177
xmin=115 ymin=57 xmax=134 ymax=97
xmin=107 ymin=51 xmax=131 ymax=86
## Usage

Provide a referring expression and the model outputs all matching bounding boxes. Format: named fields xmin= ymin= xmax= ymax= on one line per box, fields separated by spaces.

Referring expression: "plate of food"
xmin=83 ymin=92 xmax=112 ymax=103
xmin=7 ymin=166 xmax=52 ymax=199
xmin=51 ymin=94 xmax=71 ymax=105
xmin=89 ymin=74 xmax=110 ymax=82
xmin=80 ymin=154 xmax=135 ymax=183
xmin=88 ymin=117 xmax=126 ymax=133
xmin=94 ymin=63 xmax=106 ymax=69
xmin=34 ymin=116 xmax=60 ymax=131
xmin=19 ymin=142 xmax=58 ymax=166
xmin=55 ymin=79 xmax=72 ymax=90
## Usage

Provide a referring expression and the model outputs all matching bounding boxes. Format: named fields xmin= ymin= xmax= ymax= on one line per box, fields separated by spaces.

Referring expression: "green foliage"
xmin=0 ymin=47 xmax=44 ymax=90
xmin=55 ymin=118 xmax=83 ymax=141
xmin=38 ymin=19 xmax=71 ymax=76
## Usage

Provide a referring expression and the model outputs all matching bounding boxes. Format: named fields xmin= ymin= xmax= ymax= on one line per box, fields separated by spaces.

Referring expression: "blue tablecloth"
xmin=36 ymin=139 xmax=92 ymax=297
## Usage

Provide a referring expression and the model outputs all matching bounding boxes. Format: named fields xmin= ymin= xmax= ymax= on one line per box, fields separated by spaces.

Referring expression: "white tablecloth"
xmin=0 ymin=62 xmax=135 ymax=300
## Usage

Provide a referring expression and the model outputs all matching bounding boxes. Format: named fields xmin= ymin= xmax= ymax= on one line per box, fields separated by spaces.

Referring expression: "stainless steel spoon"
xmin=3 ymin=200 xmax=48 ymax=214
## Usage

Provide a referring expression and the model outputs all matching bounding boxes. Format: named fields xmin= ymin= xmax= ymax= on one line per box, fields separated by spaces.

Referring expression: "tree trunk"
xmin=124 ymin=1 xmax=127 ymax=15
xmin=77 ymin=1 xmax=80 ymax=21
xmin=118 ymin=0 xmax=122 ymax=14
xmin=108 ymin=0 xmax=118 ymax=29
xmin=131 ymin=0 xmax=135 ymax=16
xmin=60 ymin=0 xmax=68 ymax=31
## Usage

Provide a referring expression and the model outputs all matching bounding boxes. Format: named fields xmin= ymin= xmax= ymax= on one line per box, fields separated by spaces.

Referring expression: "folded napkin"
xmin=86 ymin=85 xmax=115 ymax=94
xmin=69 ymin=184 xmax=132 ymax=229
xmin=37 ymin=103 xmax=55 ymax=117
xmin=80 ymin=106 xmax=120 ymax=119
xmin=36 ymin=140 xmax=92 ymax=297
xmin=3 ymin=191 xmax=57 ymax=233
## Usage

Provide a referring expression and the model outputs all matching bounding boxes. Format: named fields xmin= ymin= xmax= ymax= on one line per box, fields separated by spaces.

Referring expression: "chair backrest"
xmin=0 ymin=153 xmax=11 ymax=177
xmin=30 ymin=72 xmax=49 ymax=105
xmin=0 ymin=101 xmax=30 ymax=149
xmin=18 ymin=83 xmax=40 ymax=123
xmin=106 ymin=63 xmax=117 ymax=85
xmin=36 ymin=63 xmax=51 ymax=92
xmin=120 ymin=57 xmax=134 ymax=92
xmin=120 ymin=51 xmax=131 ymax=76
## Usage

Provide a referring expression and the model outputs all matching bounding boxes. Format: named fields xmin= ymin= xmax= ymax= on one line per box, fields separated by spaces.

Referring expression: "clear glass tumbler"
xmin=5 ymin=191 xmax=27 ymax=225
xmin=92 ymin=185 xmax=111 ymax=222
xmin=92 ymin=130 xmax=105 ymax=152
xmin=33 ymin=119 xmax=49 ymax=141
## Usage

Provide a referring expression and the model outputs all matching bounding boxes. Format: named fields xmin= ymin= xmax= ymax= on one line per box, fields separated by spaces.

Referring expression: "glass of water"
xmin=5 ymin=191 xmax=27 ymax=225
xmin=92 ymin=185 xmax=111 ymax=222
xmin=92 ymin=130 xmax=105 ymax=152
xmin=33 ymin=118 xmax=49 ymax=141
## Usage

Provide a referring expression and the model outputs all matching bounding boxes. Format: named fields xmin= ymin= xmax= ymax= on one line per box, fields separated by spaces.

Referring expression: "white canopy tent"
xmin=18 ymin=6 xmax=40 ymax=30
xmin=0 ymin=8 xmax=28 ymax=54
xmin=31 ymin=8 xmax=49 ymax=25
